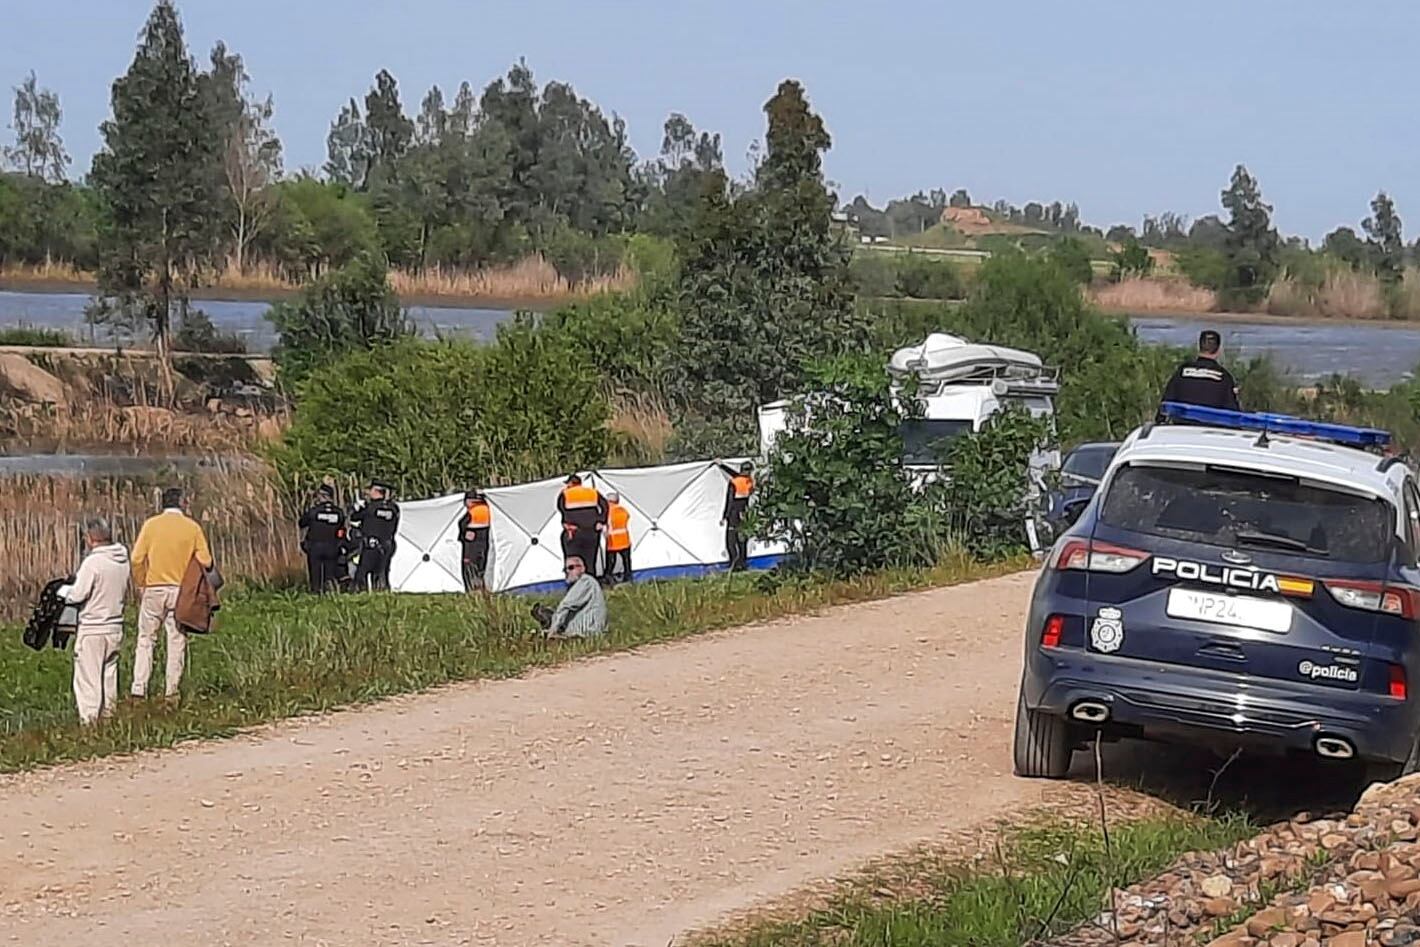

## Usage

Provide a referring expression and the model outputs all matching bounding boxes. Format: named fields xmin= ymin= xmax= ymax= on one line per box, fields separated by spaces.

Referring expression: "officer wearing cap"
xmin=457 ymin=488 xmax=492 ymax=591
xmin=351 ymin=480 xmax=400 ymax=591
xmin=298 ymin=483 xmax=346 ymax=594
xmin=1158 ymin=329 xmax=1240 ymax=420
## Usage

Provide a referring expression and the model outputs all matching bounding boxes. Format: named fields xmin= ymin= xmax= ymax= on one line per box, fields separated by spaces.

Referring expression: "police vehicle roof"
xmin=1115 ymin=424 xmax=1409 ymax=502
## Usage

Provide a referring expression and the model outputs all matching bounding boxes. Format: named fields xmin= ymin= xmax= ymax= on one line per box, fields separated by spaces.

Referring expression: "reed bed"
xmin=4 ymin=255 xmax=636 ymax=304
xmin=1091 ymin=276 xmax=1218 ymax=314
xmin=607 ymin=391 xmax=676 ymax=466
xmin=1266 ymin=269 xmax=1389 ymax=319
xmin=0 ymin=465 xmax=302 ymax=621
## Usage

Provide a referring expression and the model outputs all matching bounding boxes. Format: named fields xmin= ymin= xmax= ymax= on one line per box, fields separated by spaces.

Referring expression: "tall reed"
xmin=1091 ymin=277 xmax=1217 ymax=314
xmin=0 ymin=465 xmax=302 ymax=621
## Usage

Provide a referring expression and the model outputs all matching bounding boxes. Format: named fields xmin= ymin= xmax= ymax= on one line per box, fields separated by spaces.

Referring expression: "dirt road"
xmin=0 ymin=572 xmax=1051 ymax=946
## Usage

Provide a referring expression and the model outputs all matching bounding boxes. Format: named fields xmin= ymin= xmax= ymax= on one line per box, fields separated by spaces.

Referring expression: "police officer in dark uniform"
xmin=298 ymin=483 xmax=346 ymax=594
xmin=557 ymin=474 xmax=607 ymax=577
xmin=351 ymin=480 xmax=400 ymax=592
xmin=1158 ymin=329 xmax=1240 ymax=420
xmin=720 ymin=460 xmax=755 ymax=572
xmin=457 ymin=489 xmax=492 ymax=591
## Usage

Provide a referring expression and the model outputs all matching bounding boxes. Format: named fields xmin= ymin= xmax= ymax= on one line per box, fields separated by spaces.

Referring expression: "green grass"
xmin=0 ymin=325 xmax=72 ymax=347
xmin=0 ymin=554 xmax=1023 ymax=773
xmin=698 ymin=813 xmax=1256 ymax=947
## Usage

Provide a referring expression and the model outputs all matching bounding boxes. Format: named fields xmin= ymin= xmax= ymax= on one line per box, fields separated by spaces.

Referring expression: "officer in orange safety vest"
xmin=557 ymin=474 xmax=607 ymax=577
xmin=721 ymin=461 xmax=755 ymax=572
xmin=604 ymin=491 xmax=633 ymax=585
xmin=457 ymin=489 xmax=492 ymax=591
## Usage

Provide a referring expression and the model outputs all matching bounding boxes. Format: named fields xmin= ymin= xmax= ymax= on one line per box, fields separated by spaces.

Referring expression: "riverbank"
xmin=1104 ymin=304 xmax=1420 ymax=330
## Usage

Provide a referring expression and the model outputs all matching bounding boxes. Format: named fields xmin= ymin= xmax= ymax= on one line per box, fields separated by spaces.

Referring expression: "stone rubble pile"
xmin=1047 ymin=775 xmax=1420 ymax=947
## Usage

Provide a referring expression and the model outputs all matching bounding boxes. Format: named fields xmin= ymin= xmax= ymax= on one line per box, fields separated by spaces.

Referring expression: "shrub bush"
xmin=753 ymin=357 xmax=1049 ymax=574
xmin=274 ymin=322 xmax=610 ymax=497
xmin=266 ymin=253 xmax=412 ymax=389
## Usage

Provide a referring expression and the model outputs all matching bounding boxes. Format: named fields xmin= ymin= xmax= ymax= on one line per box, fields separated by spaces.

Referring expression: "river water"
xmin=0 ymin=290 xmax=1413 ymax=386
xmin=0 ymin=290 xmax=512 ymax=352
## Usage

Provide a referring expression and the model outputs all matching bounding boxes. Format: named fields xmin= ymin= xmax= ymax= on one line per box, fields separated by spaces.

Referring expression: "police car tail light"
xmin=1324 ymin=580 xmax=1417 ymax=619
xmin=1390 ymin=664 xmax=1409 ymax=701
xmin=1041 ymin=614 xmax=1064 ymax=648
xmin=1053 ymin=539 xmax=1149 ymax=574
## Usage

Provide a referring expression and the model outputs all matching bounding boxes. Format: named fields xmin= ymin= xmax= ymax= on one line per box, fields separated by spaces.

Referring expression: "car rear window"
xmin=1100 ymin=464 xmax=1395 ymax=563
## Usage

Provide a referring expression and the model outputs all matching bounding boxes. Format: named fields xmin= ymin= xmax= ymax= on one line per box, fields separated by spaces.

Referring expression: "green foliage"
xmin=536 ymin=291 xmax=679 ymax=396
xmin=1110 ymin=238 xmax=1154 ymax=280
xmin=753 ymin=356 xmax=929 ymax=575
xmin=1322 ymin=226 xmax=1371 ymax=270
xmin=1048 ymin=236 xmax=1095 ymax=286
xmin=894 ymin=253 xmax=965 ymax=299
xmin=704 ymin=815 xmax=1255 ymax=947
xmin=266 ymin=252 xmax=410 ymax=387
xmin=1219 ymin=164 xmax=1280 ymax=306
xmin=173 ymin=307 xmax=246 ymax=354
xmin=0 ymin=174 xmax=98 ymax=268
xmin=848 ymin=252 xmax=898 ymax=298
xmin=276 ymin=323 xmax=610 ymax=496
xmin=89 ymin=0 xmax=224 ymax=355
xmin=1175 ymin=246 xmax=1231 ymax=291
xmin=939 ymin=408 xmax=1050 ymax=559
xmin=264 ymin=176 xmax=379 ymax=274
xmin=672 ymin=81 xmax=869 ymax=454
xmin=754 ymin=357 xmax=1046 ymax=574
xmin=1363 ymin=190 xmax=1404 ymax=284
xmin=5 ymin=71 xmax=69 ymax=182
xmin=0 ymin=325 xmax=70 ymax=347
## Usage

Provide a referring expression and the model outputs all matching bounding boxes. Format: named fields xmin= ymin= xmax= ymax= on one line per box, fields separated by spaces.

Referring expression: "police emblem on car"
xmin=1091 ymin=607 xmax=1124 ymax=653
xmin=1152 ymin=557 xmax=1280 ymax=593
xmin=1298 ymin=660 xmax=1358 ymax=683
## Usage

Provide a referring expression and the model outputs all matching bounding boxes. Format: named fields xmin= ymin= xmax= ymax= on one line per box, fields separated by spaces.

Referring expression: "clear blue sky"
xmin=4 ymin=0 xmax=1415 ymax=240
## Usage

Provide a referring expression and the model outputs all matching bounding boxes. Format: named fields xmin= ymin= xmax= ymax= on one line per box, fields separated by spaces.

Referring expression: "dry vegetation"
xmin=1 ymin=253 xmax=636 ymax=304
xmin=0 ymin=464 xmax=302 ymax=621
xmin=1092 ymin=277 xmax=1218 ymax=314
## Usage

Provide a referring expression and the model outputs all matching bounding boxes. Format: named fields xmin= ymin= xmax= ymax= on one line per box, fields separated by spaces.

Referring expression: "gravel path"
xmin=0 ymin=572 xmax=1046 ymax=946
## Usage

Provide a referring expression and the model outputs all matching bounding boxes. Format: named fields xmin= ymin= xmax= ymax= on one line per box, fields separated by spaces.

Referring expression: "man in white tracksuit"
xmin=59 ymin=520 xmax=131 ymax=724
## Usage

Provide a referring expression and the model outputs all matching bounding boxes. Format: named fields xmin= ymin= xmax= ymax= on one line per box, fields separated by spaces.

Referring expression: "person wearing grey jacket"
xmin=58 ymin=519 xmax=131 ymax=724
xmin=531 ymin=556 xmax=607 ymax=638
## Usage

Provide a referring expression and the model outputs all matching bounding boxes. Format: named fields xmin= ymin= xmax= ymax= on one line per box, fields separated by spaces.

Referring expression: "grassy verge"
xmin=696 ymin=812 xmax=1255 ymax=947
xmin=0 ymin=553 xmax=1026 ymax=773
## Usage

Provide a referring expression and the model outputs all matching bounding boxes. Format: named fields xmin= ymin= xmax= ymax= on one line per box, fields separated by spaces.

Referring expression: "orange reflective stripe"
xmin=562 ymin=485 xmax=600 ymax=509
xmin=467 ymin=502 xmax=491 ymax=528
xmin=606 ymin=503 xmax=631 ymax=551
xmin=731 ymin=475 xmax=754 ymax=499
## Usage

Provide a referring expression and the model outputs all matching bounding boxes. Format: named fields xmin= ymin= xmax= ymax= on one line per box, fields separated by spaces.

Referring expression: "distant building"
xmin=941 ymin=205 xmax=992 ymax=230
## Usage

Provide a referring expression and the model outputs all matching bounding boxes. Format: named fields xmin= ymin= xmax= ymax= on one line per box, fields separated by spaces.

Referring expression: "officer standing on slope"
xmin=351 ymin=480 xmax=400 ymax=591
xmin=720 ymin=461 xmax=755 ymax=572
xmin=457 ymin=489 xmax=492 ymax=591
xmin=298 ymin=483 xmax=346 ymax=594
xmin=557 ymin=474 xmax=607 ymax=578
xmin=1158 ymin=329 xmax=1240 ymax=419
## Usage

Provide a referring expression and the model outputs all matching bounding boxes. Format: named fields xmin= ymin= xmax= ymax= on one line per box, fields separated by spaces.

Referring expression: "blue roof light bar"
xmin=1158 ymin=402 xmax=1392 ymax=449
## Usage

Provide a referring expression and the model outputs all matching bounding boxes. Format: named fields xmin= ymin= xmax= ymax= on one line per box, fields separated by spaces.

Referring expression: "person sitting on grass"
xmin=531 ymin=555 xmax=607 ymax=639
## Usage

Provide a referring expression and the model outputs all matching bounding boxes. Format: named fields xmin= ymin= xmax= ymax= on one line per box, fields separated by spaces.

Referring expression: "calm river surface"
xmin=1 ymin=290 xmax=1415 ymax=387
xmin=0 ymin=290 xmax=511 ymax=352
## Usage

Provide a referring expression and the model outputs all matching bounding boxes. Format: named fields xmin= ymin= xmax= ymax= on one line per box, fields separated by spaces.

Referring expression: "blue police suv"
xmin=1014 ymin=404 xmax=1420 ymax=781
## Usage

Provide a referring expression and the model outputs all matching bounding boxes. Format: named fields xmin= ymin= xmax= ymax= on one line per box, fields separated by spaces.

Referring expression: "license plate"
xmin=1165 ymin=588 xmax=1293 ymax=633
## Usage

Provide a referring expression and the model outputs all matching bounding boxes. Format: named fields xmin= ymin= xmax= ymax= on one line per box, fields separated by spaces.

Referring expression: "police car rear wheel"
xmin=1012 ymin=692 xmax=1073 ymax=779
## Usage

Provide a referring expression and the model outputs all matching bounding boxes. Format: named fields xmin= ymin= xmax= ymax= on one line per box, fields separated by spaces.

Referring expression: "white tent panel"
xmin=391 ymin=462 xmax=786 ymax=594
xmin=486 ymin=475 xmax=574 ymax=591
xmin=388 ymin=494 xmax=465 ymax=593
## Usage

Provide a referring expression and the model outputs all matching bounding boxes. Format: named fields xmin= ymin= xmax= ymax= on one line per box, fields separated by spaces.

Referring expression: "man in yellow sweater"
xmin=130 ymin=487 xmax=213 ymax=700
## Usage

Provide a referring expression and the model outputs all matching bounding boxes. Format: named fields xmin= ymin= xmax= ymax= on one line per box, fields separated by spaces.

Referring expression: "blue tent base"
xmin=502 ymin=554 xmax=786 ymax=597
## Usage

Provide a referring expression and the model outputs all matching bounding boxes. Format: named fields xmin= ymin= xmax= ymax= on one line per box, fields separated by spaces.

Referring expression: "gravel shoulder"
xmin=1 ymin=571 xmax=1046 ymax=946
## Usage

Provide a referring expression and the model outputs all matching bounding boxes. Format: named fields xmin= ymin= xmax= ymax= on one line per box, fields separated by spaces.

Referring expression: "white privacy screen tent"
xmin=389 ymin=460 xmax=785 ymax=595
